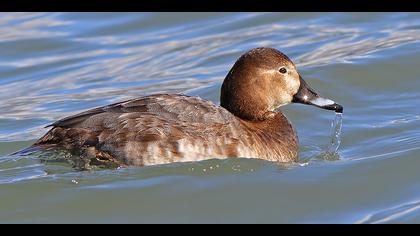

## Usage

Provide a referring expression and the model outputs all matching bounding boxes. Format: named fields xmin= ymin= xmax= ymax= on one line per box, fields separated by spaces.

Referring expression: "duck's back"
xmin=35 ymin=94 xmax=263 ymax=166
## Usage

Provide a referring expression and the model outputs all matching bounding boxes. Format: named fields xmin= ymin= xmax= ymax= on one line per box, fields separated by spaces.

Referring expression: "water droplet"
xmin=327 ymin=112 xmax=343 ymax=154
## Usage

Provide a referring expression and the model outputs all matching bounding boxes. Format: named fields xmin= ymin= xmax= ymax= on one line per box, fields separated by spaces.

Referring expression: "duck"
xmin=33 ymin=47 xmax=343 ymax=167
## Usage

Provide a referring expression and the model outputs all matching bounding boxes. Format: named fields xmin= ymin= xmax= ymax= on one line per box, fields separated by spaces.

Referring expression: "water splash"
xmin=313 ymin=112 xmax=343 ymax=162
xmin=327 ymin=112 xmax=343 ymax=154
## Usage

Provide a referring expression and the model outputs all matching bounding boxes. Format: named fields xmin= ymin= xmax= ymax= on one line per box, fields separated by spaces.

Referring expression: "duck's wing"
xmin=48 ymin=94 xmax=236 ymax=128
xmin=36 ymin=93 xmax=248 ymax=166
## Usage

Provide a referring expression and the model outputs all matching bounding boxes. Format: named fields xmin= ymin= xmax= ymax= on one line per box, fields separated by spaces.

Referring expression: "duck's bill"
xmin=292 ymin=75 xmax=343 ymax=113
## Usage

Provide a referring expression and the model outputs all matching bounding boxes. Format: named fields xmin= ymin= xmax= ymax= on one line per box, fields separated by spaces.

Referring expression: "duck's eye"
xmin=279 ymin=67 xmax=287 ymax=74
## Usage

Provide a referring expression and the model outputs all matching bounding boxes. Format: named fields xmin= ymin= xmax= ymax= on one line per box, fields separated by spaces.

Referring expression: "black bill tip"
xmin=321 ymin=103 xmax=343 ymax=113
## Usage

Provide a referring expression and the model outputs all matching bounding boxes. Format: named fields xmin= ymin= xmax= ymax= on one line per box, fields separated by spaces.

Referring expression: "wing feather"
xmin=48 ymin=94 xmax=236 ymax=129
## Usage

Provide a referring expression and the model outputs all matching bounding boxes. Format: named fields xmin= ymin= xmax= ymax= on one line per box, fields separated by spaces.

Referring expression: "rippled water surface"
xmin=1 ymin=12 xmax=419 ymax=223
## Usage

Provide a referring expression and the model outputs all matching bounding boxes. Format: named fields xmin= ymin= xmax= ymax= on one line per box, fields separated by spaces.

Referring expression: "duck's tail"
xmin=10 ymin=143 xmax=57 ymax=156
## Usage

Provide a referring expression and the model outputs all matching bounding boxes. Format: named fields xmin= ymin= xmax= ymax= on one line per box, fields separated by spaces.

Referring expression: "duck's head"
xmin=220 ymin=47 xmax=343 ymax=121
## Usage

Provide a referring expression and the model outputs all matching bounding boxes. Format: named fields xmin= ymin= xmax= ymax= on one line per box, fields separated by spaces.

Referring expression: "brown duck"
xmin=33 ymin=47 xmax=343 ymax=167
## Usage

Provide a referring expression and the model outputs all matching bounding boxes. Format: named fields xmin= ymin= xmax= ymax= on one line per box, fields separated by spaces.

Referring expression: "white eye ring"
xmin=279 ymin=67 xmax=287 ymax=74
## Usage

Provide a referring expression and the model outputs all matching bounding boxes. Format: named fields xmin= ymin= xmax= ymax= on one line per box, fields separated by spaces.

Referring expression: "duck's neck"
xmin=242 ymin=111 xmax=297 ymax=145
xmin=220 ymin=72 xmax=273 ymax=121
xmin=240 ymin=112 xmax=293 ymax=133
xmin=221 ymin=100 xmax=273 ymax=121
xmin=240 ymin=111 xmax=299 ymax=161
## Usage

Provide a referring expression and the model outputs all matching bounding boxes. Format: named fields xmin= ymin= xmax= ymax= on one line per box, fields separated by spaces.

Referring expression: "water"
xmin=1 ymin=12 xmax=420 ymax=223
xmin=327 ymin=112 xmax=343 ymax=154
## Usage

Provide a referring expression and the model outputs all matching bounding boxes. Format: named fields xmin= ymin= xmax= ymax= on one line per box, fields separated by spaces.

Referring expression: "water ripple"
xmin=357 ymin=200 xmax=420 ymax=224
